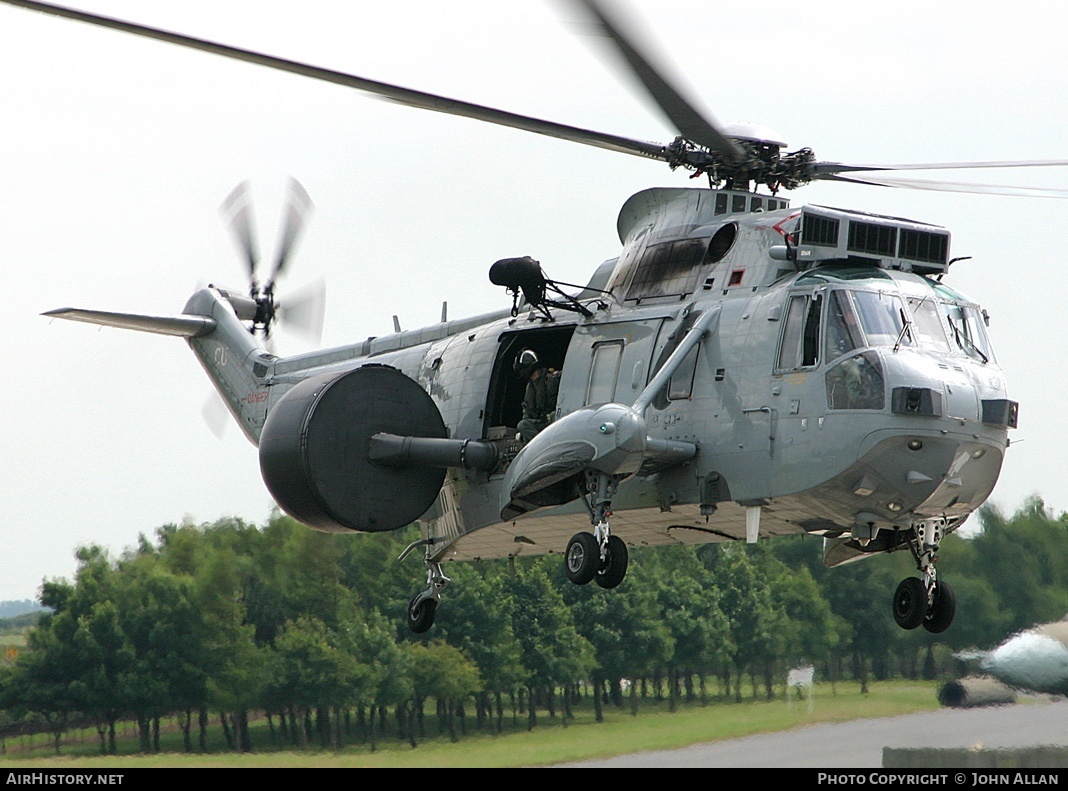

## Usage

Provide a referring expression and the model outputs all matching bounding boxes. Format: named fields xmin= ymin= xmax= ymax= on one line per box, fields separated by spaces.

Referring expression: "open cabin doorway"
xmin=483 ymin=325 xmax=576 ymax=439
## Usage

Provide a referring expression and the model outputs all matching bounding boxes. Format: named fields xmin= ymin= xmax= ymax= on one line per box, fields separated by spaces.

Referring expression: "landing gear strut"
xmin=892 ymin=517 xmax=955 ymax=633
xmin=400 ymin=538 xmax=451 ymax=634
xmin=565 ymin=472 xmax=629 ymax=589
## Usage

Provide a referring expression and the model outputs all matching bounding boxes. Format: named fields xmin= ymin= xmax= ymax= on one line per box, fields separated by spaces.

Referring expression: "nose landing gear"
xmin=564 ymin=471 xmax=630 ymax=589
xmin=892 ymin=517 xmax=956 ymax=633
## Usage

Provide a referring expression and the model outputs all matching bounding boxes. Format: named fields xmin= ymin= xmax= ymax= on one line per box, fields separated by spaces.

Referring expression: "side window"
xmin=668 ymin=345 xmax=699 ymax=401
xmin=824 ymin=290 xmax=863 ymax=361
xmin=776 ymin=293 xmax=822 ymax=371
xmin=942 ymin=303 xmax=994 ymax=363
xmin=586 ymin=341 xmax=624 ymax=405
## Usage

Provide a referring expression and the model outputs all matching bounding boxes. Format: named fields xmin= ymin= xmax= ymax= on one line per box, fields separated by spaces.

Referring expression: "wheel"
xmin=595 ymin=535 xmax=629 ymax=589
xmin=892 ymin=577 xmax=927 ymax=630
xmin=923 ymin=580 xmax=956 ymax=634
xmin=565 ymin=532 xmax=600 ymax=585
xmin=407 ymin=595 xmax=438 ymax=634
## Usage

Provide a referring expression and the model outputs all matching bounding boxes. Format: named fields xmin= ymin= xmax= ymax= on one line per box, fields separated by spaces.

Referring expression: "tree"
xmin=507 ymin=559 xmax=595 ymax=728
xmin=563 ymin=556 xmax=674 ymax=712
xmin=964 ymin=499 xmax=1068 ymax=633
xmin=642 ymin=546 xmax=733 ymax=706
xmin=24 ymin=548 xmax=135 ymax=754
xmin=431 ymin=564 xmax=524 ymax=732
xmin=405 ymin=640 xmax=481 ymax=742
xmin=701 ymin=543 xmax=787 ymax=700
xmin=265 ymin=615 xmax=363 ymax=748
xmin=766 ymin=556 xmax=845 ymax=678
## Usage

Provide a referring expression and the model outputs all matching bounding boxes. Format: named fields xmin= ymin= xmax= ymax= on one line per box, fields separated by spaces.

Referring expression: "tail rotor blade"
xmin=216 ymin=178 xmax=322 ymax=343
xmin=220 ymin=180 xmax=260 ymax=285
xmin=268 ymin=177 xmax=314 ymax=289
xmin=201 ymin=390 xmax=230 ymax=440
xmin=278 ymin=277 xmax=326 ymax=345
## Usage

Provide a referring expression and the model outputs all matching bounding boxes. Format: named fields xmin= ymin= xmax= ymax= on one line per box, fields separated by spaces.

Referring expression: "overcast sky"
xmin=2 ymin=0 xmax=1067 ymax=602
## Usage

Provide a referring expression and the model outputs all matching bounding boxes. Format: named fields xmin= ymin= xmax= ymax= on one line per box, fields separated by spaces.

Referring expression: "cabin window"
xmin=776 ymin=293 xmax=822 ymax=371
xmin=587 ymin=341 xmax=624 ymax=405
xmin=707 ymin=223 xmax=737 ymax=263
xmin=668 ymin=345 xmax=700 ymax=401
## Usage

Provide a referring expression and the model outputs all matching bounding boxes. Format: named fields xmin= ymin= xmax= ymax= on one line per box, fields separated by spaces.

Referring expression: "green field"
xmin=0 ymin=681 xmax=942 ymax=768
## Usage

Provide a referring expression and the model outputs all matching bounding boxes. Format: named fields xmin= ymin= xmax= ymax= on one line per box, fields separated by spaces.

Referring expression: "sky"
xmin=2 ymin=0 xmax=1067 ymax=602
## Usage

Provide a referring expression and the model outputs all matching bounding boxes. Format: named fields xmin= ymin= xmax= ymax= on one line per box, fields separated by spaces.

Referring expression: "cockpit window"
xmin=826 ymin=352 xmax=885 ymax=410
xmin=824 ymin=290 xmax=863 ymax=361
xmin=776 ymin=293 xmax=822 ymax=370
xmin=852 ymin=290 xmax=912 ymax=349
xmin=907 ymin=296 xmax=951 ymax=353
xmin=942 ymin=303 xmax=994 ymax=363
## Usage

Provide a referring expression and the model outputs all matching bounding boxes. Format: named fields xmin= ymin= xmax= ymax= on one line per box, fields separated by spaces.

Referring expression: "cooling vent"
xmin=899 ymin=229 xmax=949 ymax=265
xmin=802 ymin=214 xmax=840 ymax=247
xmin=848 ymin=221 xmax=897 ymax=257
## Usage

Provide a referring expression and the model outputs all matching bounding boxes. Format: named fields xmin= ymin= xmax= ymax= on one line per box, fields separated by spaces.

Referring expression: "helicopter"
xmin=12 ymin=0 xmax=1068 ymax=634
xmin=939 ymin=616 xmax=1068 ymax=706
xmin=978 ymin=617 xmax=1068 ymax=698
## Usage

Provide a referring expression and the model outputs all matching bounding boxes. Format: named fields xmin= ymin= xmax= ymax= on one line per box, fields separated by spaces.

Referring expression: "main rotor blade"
xmin=267 ymin=178 xmax=313 ymax=289
xmin=813 ymin=159 xmax=1068 ymax=176
xmin=219 ymin=181 xmax=259 ymax=282
xmin=820 ymin=172 xmax=1068 ymax=199
xmin=3 ymin=0 xmax=670 ymax=164
xmin=570 ymin=0 xmax=745 ymax=162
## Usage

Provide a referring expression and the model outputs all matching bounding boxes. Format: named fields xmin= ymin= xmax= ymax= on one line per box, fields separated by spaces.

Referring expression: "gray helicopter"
xmin=940 ymin=617 xmax=1068 ymax=706
xmin=16 ymin=0 xmax=1067 ymax=634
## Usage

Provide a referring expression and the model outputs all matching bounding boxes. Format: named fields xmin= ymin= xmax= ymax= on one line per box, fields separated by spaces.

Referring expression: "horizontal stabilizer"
xmin=42 ymin=308 xmax=216 ymax=338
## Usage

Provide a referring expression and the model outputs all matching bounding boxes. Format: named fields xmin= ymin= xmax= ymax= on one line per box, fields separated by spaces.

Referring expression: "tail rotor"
xmin=220 ymin=177 xmax=322 ymax=342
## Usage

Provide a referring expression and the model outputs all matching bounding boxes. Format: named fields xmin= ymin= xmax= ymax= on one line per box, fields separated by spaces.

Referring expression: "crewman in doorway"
xmin=515 ymin=348 xmax=560 ymax=442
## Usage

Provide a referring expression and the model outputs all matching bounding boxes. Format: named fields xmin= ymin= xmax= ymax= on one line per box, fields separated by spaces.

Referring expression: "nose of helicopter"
xmin=982 ymin=628 xmax=1068 ymax=695
xmin=892 ymin=352 xmax=1008 ymax=512
xmin=817 ymin=348 xmax=1014 ymax=528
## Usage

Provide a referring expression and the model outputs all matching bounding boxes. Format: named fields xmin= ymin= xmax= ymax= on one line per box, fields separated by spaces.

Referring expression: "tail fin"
xmin=44 ymin=287 xmax=276 ymax=444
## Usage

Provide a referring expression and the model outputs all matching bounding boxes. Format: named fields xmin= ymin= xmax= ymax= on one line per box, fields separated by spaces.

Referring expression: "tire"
xmin=923 ymin=580 xmax=956 ymax=634
xmin=565 ymin=532 xmax=600 ymax=585
xmin=407 ymin=595 xmax=438 ymax=634
xmin=595 ymin=535 xmax=629 ymax=589
xmin=892 ymin=577 xmax=927 ymax=630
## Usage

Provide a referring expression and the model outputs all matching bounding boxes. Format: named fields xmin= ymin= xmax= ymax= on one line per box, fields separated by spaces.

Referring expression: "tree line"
xmin=2 ymin=496 xmax=1066 ymax=755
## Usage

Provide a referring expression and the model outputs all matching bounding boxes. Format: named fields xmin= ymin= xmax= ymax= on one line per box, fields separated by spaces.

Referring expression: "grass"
xmin=0 ymin=681 xmax=943 ymax=768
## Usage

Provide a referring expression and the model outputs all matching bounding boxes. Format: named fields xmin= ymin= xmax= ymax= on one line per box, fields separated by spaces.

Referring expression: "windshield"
xmin=852 ymin=290 xmax=912 ymax=349
xmin=906 ymin=296 xmax=951 ymax=353
xmin=812 ymin=287 xmax=992 ymax=365
xmin=942 ymin=302 xmax=994 ymax=363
